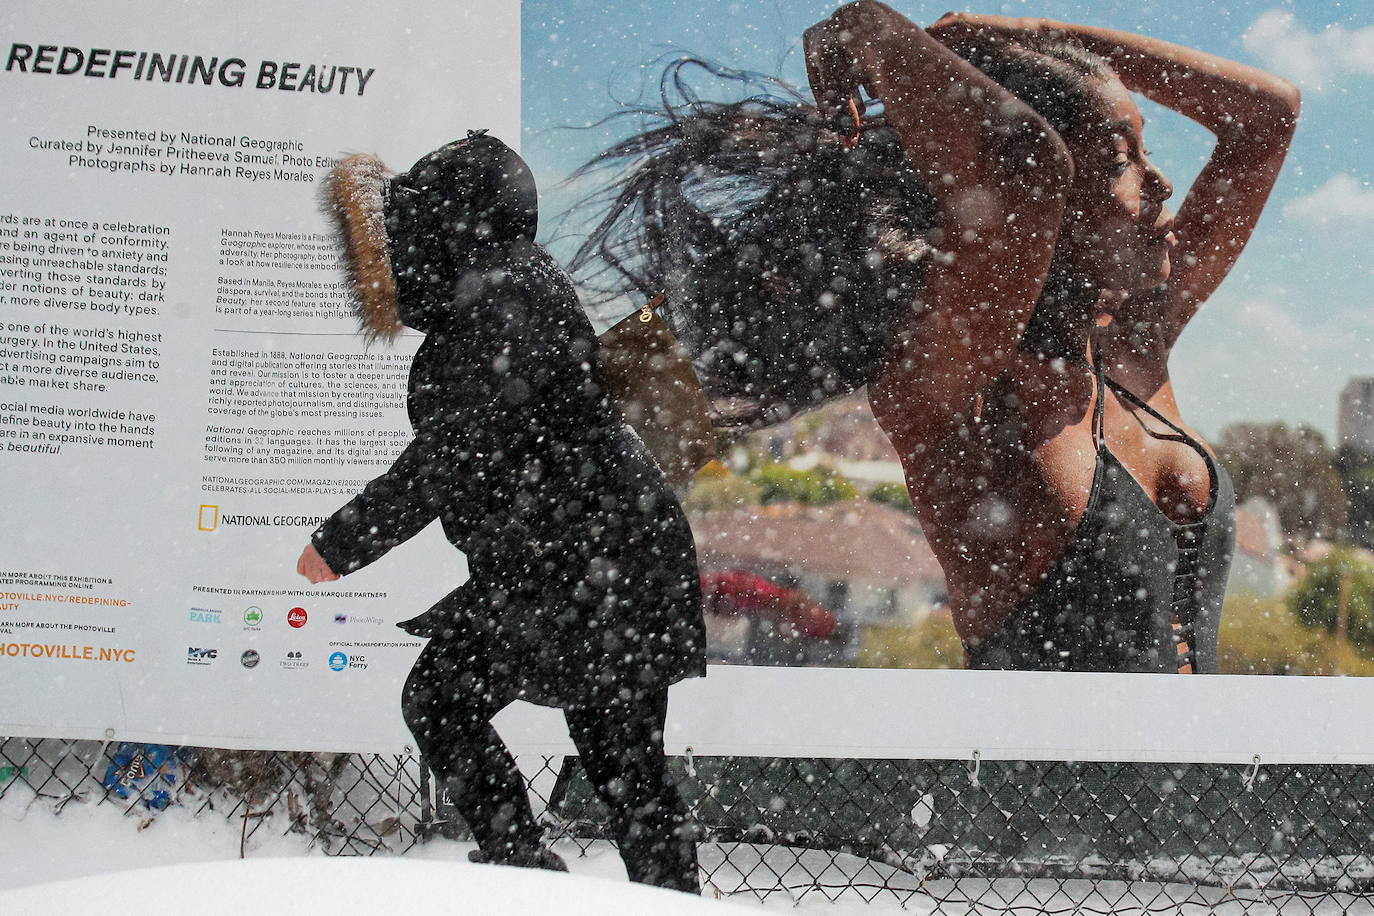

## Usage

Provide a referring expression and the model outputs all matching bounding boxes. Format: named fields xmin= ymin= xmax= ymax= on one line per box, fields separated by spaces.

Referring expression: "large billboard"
xmin=4 ymin=0 xmax=1374 ymax=764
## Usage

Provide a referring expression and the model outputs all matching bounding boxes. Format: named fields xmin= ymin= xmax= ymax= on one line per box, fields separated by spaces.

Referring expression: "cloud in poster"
xmin=1242 ymin=10 xmax=1374 ymax=92
xmin=1283 ymin=174 xmax=1374 ymax=228
xmin=1170 ymin=294 xmax=1374 ymax=441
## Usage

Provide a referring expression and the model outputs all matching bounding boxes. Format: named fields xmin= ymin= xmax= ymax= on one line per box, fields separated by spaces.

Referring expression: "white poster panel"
xmin=498 ymin=667 xmax=1374 ymax=766
xmin=0 ymin=0 xmax=517 ymax=751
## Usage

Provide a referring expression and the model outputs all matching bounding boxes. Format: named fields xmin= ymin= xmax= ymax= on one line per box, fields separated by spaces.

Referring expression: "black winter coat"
xmin=313 ymin=134 xmax=705 ymax=707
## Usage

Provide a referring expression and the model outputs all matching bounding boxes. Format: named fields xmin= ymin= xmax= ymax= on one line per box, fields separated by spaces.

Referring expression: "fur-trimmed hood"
xmin=321 ymin=131 xmax=539 ymax=340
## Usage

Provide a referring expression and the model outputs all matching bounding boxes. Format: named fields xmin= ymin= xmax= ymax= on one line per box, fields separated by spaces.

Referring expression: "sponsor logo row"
xmin=187 ymin=647 xmax=368 ymax=671
xmin=188 ymin=606 xmax=384 ymax=628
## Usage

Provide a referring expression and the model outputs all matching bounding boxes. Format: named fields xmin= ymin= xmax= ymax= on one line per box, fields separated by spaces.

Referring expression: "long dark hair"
xmin=573 ymin=41 xmax=1111 ymax=429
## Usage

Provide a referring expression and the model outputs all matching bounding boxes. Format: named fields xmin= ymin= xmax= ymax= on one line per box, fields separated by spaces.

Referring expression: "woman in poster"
xmin=297 ymin=132 xmax=704 ymax=890
xmin=576 ymin=1 xmax=1297 ymax=672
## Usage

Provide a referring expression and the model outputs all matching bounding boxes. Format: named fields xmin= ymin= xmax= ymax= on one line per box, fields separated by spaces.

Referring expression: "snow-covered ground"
xmin=0 ymin=788 xmax=921 ymax=913
xmin=0 ymin=859 xmax=742 ymax=915
xmin=2 ymin=788 xmax=1369 ymax=914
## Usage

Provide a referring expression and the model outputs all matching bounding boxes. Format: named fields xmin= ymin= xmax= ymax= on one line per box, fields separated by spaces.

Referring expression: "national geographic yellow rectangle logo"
xmin=197 ymin=505 xmax=219 ymax=531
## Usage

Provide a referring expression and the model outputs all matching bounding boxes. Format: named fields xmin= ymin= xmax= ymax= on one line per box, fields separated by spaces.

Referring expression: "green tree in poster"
xmin=748 ymin=463 xmax=859 ymax=506
xmin=1289 ymin=547 xmax=1374 ymax=650
xmin=682 ymin=474 xmax=763 ymax=512
xmin=867 ymin=481 xmax=916 ymax=513
xmin=1217 ymin=422 xmax=1348 ymax=547
xmin=1337 ymin=445 xmax=1374 ymax=550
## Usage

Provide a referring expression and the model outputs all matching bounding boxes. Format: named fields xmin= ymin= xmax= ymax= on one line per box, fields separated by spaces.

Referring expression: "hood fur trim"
xmin=321 ymin=153 xmax=401 ymax=343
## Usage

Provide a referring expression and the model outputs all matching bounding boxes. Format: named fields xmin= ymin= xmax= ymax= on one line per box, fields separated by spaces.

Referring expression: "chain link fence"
xmin=3 ymin=736 xmax=1372 ymax=913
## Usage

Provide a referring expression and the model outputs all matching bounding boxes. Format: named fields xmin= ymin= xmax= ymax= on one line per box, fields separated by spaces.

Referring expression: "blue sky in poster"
xmin=521 ymin=0 xmax=1374 ymax=440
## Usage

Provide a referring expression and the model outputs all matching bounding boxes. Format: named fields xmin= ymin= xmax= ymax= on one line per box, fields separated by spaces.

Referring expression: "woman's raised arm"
xmin=931 ymin=12 xmax=1300 ymax=346
xmin=805 ymin=1 xmax=1072 ymax=431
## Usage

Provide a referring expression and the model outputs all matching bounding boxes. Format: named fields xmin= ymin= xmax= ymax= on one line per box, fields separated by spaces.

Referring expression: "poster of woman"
xmin=523 ymin=0 xmax=1374 ymax=682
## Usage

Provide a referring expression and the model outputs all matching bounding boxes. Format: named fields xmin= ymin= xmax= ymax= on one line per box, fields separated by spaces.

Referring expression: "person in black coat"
xmin=296 ymin=131 xmax=705 ymax=891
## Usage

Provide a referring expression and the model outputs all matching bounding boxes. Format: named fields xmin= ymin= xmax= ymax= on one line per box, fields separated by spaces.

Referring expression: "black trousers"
xmin=402 ymin=638 xmax=699 ymax=892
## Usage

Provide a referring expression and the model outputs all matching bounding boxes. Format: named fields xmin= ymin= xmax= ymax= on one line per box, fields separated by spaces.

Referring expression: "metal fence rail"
xmin=3 ymin=736 xmax=1372 ymax=913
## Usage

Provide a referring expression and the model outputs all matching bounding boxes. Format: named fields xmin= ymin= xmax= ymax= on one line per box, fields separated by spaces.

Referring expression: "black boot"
xmin=618 ymin=806 xmax=701 ymax=893
xmin=468 ymin=845 xmax=569 ymax=871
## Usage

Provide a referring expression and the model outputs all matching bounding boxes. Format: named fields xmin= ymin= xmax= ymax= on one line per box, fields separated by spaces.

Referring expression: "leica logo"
xmin=287 ymin=607 xmax=308 ymax=628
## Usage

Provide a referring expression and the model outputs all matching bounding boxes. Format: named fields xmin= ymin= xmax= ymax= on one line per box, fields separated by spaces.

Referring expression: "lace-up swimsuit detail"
xmin=968 ymin=360 xmax=1236 ymax=673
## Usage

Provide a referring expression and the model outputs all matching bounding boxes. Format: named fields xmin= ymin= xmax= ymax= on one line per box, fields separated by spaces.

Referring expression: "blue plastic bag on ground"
xmin=101 ymin=743 xmax=195 ymax=810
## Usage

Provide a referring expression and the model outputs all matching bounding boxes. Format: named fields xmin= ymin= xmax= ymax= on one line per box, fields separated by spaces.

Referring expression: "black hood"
xmin=320 ymin=131 xmax=538 ymax=342
xmin=385 ymin=131 xmax=539 ymax=333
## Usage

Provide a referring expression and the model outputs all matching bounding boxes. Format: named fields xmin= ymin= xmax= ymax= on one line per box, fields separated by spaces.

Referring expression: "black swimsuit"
xmin=968 ymin=360 xmax=1236 ymax=673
